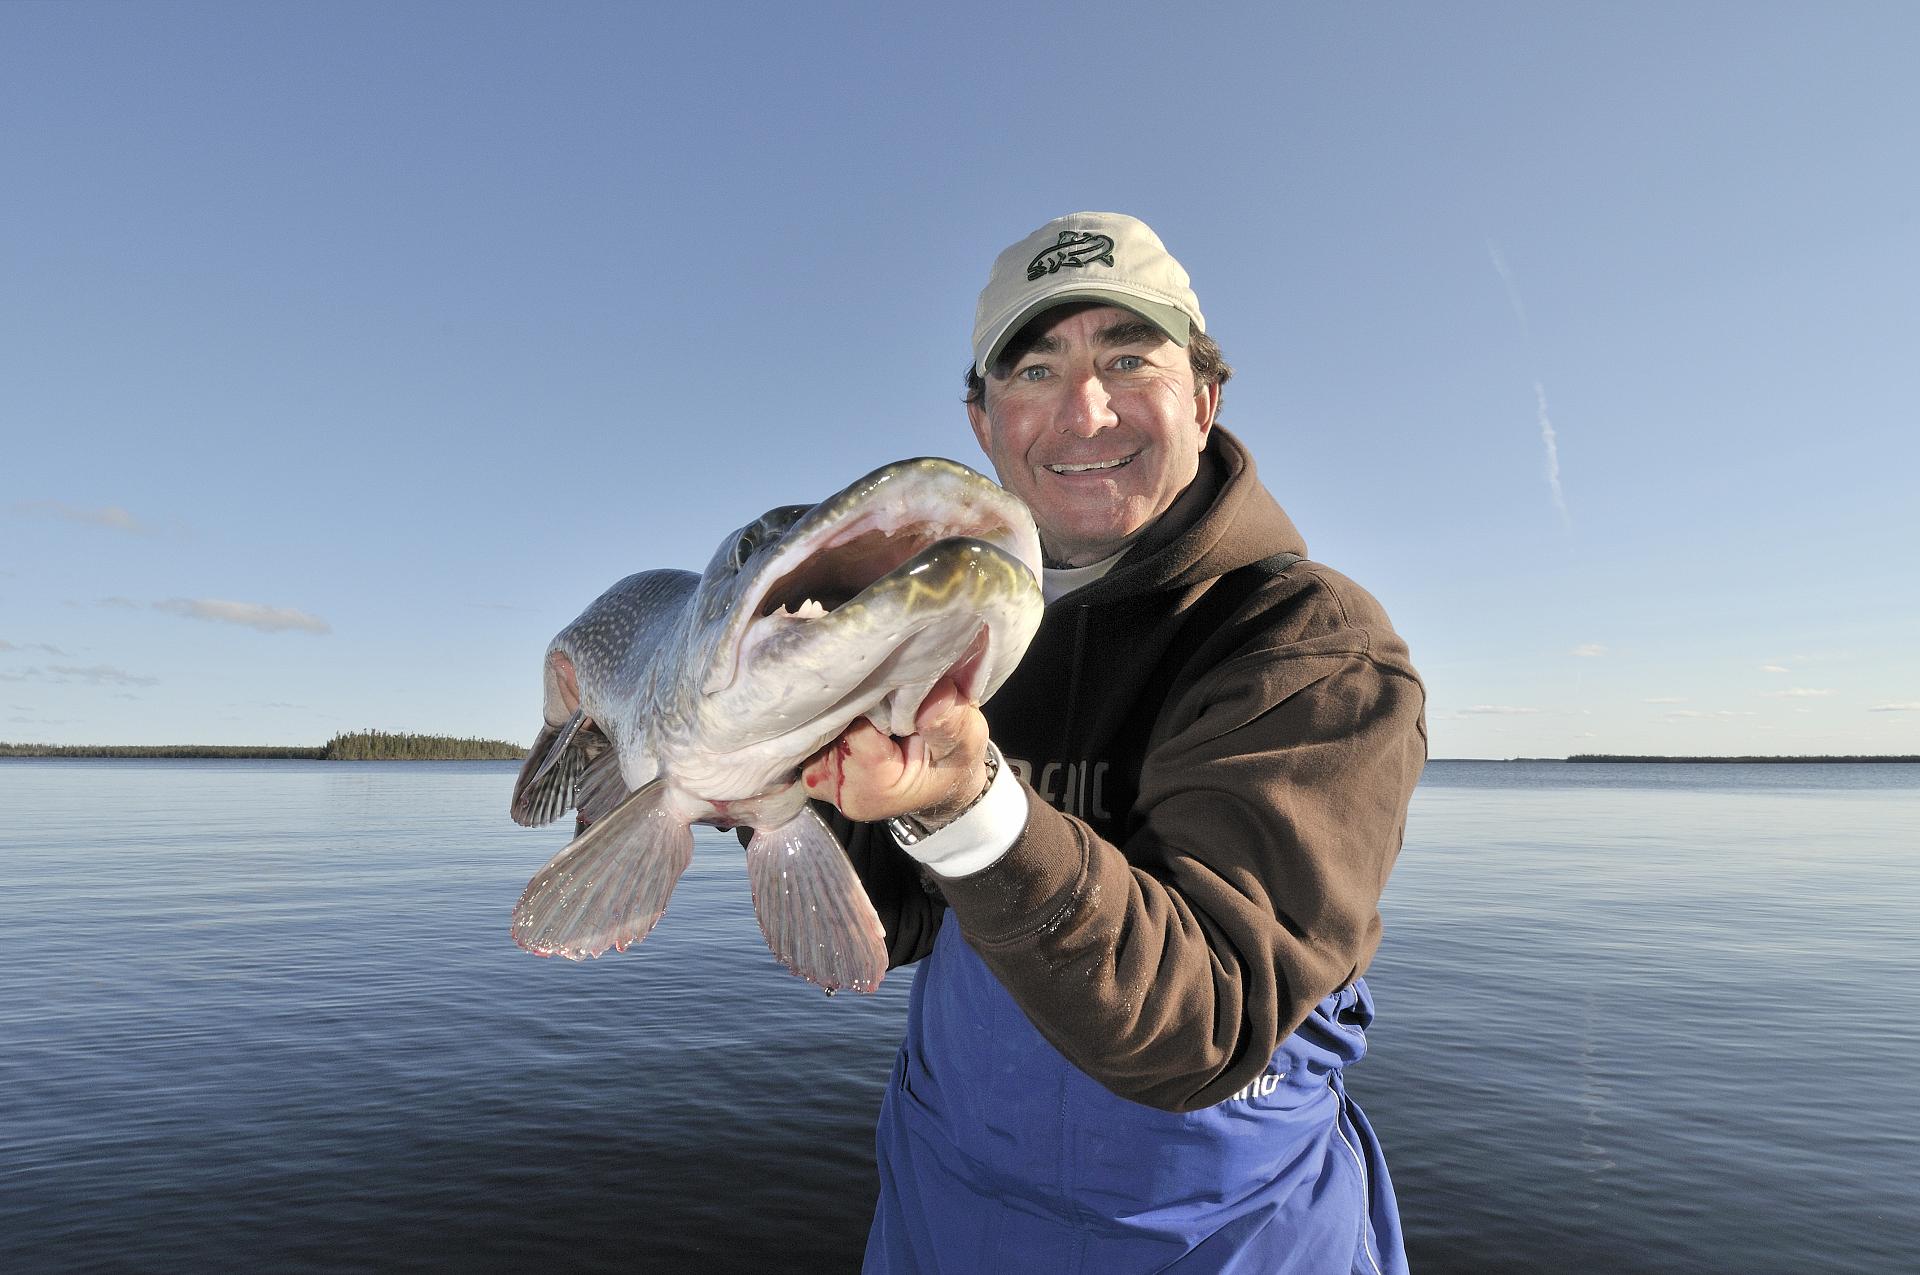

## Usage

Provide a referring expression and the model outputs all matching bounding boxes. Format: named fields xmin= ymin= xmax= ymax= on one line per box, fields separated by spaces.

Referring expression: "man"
xmin=806 ymin=212 xmax=1426 ymax=1273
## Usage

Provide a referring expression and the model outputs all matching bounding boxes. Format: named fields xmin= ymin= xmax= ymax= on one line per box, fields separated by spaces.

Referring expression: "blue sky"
xmin=4 ymin=1 xmax=1915 ymax=758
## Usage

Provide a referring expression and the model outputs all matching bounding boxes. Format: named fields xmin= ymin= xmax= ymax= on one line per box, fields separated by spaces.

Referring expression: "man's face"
xmin=968 ymin=305 xmax=1219 ymax=568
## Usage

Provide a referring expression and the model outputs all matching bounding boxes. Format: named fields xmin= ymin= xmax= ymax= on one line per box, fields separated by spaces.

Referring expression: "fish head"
xmin=686 ymin=457 xmax=1044 ymax=756
xmin=690 ymin=503 xmax=814 ymax=632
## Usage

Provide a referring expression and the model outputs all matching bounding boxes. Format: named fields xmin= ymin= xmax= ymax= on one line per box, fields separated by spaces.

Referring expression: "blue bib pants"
xmin=866 ymin=921 xmax=1408 ymax=1274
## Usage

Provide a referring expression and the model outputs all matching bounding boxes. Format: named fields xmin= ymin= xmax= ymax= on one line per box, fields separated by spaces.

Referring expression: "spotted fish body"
xmin=509 ymin=458 xmax=1043 ymax=992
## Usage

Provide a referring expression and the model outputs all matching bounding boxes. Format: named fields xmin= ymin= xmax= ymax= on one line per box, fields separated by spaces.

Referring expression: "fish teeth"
xmin=783 ymin=598 xmax=828 ymax=620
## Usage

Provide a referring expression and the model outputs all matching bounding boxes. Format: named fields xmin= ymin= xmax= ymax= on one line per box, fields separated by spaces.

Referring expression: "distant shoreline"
xmin=0 ymin=731 xmax=528 ymax=762
xmin=5 ymin=746 xmax=1913 ymax=765
xmin=1564 ymin=753 xmax=1920 ymax=764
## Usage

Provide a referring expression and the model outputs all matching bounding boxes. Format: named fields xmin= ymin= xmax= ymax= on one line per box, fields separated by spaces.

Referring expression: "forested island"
xmin=0 ymin=731 xmax=528 ymax=761
xmin=1568 ymin=754 xmax=1920 ymax=764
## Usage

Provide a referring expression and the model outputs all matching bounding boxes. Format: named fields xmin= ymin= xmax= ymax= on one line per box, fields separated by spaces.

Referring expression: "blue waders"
xmin=866 ymin=921 xmax=1408 ymax=1274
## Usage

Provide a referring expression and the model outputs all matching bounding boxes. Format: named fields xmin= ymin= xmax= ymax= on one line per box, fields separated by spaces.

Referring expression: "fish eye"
xmin=731 ymin=529 xmax=758 ymax=569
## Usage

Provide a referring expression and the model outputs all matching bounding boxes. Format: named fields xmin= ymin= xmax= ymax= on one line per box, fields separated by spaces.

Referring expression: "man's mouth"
xmin=1045 ymin=455 xmax=1134 ymax=475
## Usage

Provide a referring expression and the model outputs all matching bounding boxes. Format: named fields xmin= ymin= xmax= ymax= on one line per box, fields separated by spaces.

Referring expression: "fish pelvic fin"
xmin=510 ymin=710 xmax=588 ymax=827
xmin=511 ymin=781 xmax=692 ymax=960
xmin=745 ymin=807 xmax=888 ymax=994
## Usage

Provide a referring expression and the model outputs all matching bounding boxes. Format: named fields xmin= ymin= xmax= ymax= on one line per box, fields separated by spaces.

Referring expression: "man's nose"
xmin=1056 ymin=371 xmax=1118 ymax=436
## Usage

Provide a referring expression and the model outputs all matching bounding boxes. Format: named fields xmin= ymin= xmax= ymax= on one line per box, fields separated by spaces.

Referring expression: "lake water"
xmin=1 ymin=758 xmax=1914 ymax=1273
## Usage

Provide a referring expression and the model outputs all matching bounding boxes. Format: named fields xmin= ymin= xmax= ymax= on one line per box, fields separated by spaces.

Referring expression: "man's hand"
xmin=803 ymin=678 xmax=991 ymax=827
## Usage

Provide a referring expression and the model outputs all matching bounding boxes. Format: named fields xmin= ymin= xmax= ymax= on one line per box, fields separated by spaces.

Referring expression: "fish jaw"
xmin=699 ymin=458 xmax=1041 ymax=697
xmin=669 ymin=535 xmax=1042 ymax=802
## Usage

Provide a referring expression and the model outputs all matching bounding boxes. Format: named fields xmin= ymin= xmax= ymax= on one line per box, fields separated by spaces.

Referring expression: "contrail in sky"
xmin=1488 ymin=241 xmax=1569 ymax=530
xmin=1487 ymin=242 xmax=1531 ymax=337
xmin=1535 ymin=381 xmax=1570 ymax=529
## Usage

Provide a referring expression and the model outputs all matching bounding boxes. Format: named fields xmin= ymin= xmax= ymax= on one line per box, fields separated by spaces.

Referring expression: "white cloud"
xmin=1459 ymin=705 xmax=1543 ymax=715
xmin=0 ymin=639 xmax=68 ymax=656
xmin=10 ymin=499 xmax=154 ymax=534
xmin=1762 ymin=688 xmax=1833 ymax=698
xmin=3 ymin=662 xmax=160 ymax=689
xmin=46 ymin=663 xmax=160 ymax=687
xmin=152 ymin=598 xmax=331 ymax=635
xmin=1869 ymin=702 xmax=1920 ymax=713
xmin=1571 ymin=643 xmax=1607 ymax=658
xmin=1666 ymin=709 xmax=1756 ymax=719
xmin=1760 ymin=664 xmax=1789 ymax=674
xmin=1643 ymin=696 xmax=1687 ymax=704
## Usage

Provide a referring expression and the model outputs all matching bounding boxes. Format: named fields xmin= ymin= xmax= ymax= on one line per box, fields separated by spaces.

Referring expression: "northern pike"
xmin=509 ymin=458 xmax=1043 ymax=993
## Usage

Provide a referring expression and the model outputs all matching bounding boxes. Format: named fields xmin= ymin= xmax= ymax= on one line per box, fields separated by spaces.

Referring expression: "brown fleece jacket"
xmin=833 ymin=426 xmax=1426 ymax=1112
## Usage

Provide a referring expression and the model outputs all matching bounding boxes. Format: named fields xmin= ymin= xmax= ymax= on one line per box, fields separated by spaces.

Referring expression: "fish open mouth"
xmin=704 ymin=458 xmax=1043 ymax=697
xmin=745 ymin=538 xmax=1015 ymax=736
xmin=756 ymin=523 xmax=992 ymax=618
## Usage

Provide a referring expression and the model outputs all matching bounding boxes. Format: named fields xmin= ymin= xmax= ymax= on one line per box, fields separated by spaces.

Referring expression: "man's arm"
xmin=810 ymin=614 xmax=1427 ymax=1112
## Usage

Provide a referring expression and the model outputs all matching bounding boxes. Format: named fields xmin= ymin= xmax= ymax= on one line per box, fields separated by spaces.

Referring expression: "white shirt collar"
xmin=1041 ymin=550 xmax=1127 ymax=604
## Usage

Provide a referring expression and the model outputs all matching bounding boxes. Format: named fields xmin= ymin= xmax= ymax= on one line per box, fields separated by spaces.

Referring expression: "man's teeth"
xmin=1047 ymin=457 xmax=1133 ymax=474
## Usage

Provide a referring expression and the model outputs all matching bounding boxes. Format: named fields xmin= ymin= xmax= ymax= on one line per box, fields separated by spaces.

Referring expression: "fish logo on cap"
xmin=1025 ymin=230 xmax=1116 ymax=281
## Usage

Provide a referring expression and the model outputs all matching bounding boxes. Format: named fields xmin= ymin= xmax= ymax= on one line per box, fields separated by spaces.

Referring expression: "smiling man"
xmin=806 ymin=212 xmax=1427 ymax=1273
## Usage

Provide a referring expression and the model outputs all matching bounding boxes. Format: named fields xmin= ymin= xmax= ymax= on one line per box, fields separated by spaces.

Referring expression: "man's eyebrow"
xmin=1095 ymin=319 xmax=1168 ymax=347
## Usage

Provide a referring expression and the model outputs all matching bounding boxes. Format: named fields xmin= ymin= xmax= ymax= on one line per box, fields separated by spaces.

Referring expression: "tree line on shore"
xmin=321 ymin=730 xmax=526 ymax=760
xmin=0 ymin=731 xmax=528 ymax=761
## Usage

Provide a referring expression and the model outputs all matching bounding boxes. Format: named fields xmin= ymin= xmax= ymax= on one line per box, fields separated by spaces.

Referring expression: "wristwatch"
xmin=886 ymin=745 xmax=1001 ymax=847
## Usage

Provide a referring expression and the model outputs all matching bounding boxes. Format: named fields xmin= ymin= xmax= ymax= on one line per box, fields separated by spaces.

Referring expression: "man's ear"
xmin=1194 ymin=380 xmax=1220 ymax=442
xmin=967 ymin=397 xmax=992 ymax=453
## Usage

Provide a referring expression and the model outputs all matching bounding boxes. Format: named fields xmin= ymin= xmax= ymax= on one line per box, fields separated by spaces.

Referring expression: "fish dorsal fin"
xmin=745 ymin=807 xmax=888 ymax=993
xmin=511 ymin=781 xmax=692 ymax=960
xmin=510 ymin=710 xmax=586 ymax=826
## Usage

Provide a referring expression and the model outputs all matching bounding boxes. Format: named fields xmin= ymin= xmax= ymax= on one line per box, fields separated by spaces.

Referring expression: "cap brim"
xmin=975 ymin=286 xmax=1195 ymax=376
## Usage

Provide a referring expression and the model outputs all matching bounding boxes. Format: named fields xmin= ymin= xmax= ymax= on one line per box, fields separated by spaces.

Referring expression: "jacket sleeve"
xmin=933 ymin=623 xmax=1427 ymax=1112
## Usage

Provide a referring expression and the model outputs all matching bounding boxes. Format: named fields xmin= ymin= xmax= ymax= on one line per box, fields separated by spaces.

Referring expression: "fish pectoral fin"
xmin=510 ymin=710 xmax=589 ymax=827
xmin=745 ymin=807 xmax=888 ymax=994
xmin=511 ymin=781 xmax=692 ymax=961
xmin=573 ymin=733 xmax=631 ymax=826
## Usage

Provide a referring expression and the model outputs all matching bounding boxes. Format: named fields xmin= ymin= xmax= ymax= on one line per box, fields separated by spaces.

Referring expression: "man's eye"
xmin=1017 ymin=365 xmax=1050 ymax=382
xmin=1112 ymin=354 xmax=1145 ymax=372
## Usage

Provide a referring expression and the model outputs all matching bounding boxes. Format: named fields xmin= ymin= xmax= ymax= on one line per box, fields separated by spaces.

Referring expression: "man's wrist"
xmin=888 ymin=745 xmax=1000 ymax=846
xmin=885 ymin=743 xmax=1024 ymax=877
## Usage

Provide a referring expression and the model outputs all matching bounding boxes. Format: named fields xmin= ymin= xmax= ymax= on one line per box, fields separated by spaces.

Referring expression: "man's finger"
xmin=914 ymin=677 xmax=974 ymax=738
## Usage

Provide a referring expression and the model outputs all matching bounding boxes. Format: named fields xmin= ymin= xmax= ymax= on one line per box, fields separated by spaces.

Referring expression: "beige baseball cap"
xmin=971 ymin=211 xmax=1205 ymax=376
